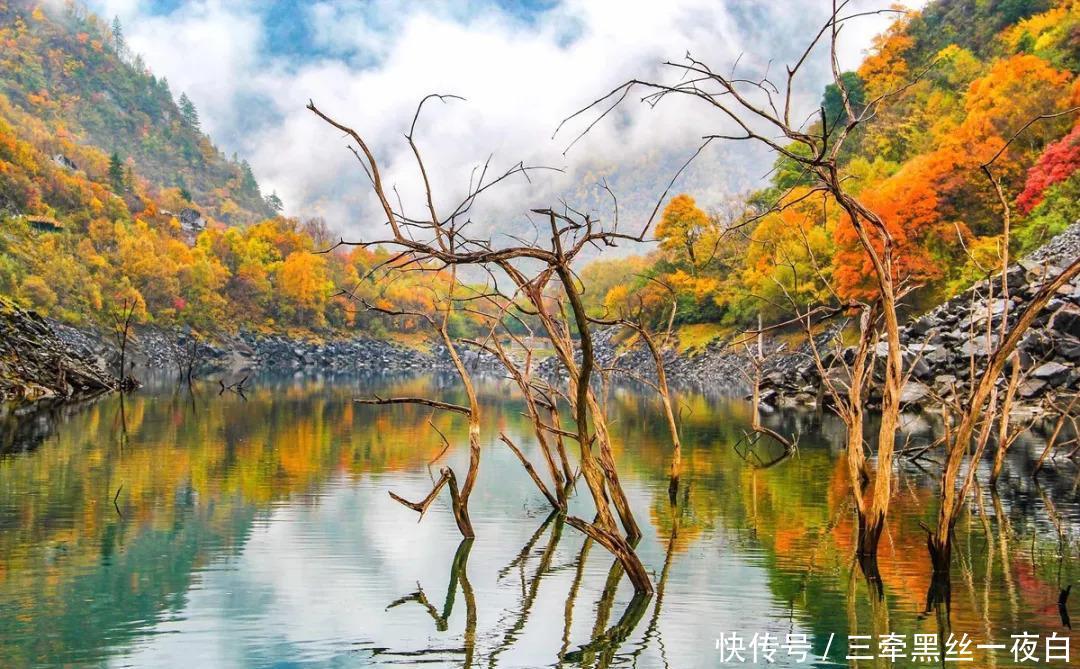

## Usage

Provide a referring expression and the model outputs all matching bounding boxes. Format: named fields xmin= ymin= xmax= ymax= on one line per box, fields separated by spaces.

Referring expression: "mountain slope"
xmin=0 ymin=1 xmax=381 ymax=334
xmin=583 ymin=0 xmax=1080 ymax=332
xmin=0 ymin=0 xmax=272 ymax=223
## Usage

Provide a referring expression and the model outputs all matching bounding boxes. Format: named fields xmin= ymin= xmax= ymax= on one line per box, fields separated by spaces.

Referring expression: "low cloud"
xmin=90 ymin=0 xmax=919 ymax=246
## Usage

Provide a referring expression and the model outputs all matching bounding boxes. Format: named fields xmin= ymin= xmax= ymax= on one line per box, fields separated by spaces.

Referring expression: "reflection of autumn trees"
xmin=0 ymin=376 xmax=538 ymax=665
xmin=0 ymin=377 xmax=528 ymax=569
xmin=1 ymin=377 xmax=1075 ymax=664
xmin=609 ymin=386 xmax=1076 ymax=647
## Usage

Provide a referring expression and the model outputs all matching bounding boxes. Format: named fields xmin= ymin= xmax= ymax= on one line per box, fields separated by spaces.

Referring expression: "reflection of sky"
xmin=109 ymin=451 xmax=799 ymax=668
xmin=6 ymin=377 xmax=1072 ymax=668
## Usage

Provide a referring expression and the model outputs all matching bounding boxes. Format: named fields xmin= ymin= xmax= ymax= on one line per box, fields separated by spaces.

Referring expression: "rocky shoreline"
xmin=565 ymin=222 xmax=1080 ymax=412
xmin=753 ymin=225 xmax=1080 ymax=410
xmin=5 ymin=223 xmax=1079 ymax=412
xmin=47 ymin=323 xmax=459 ymax=381
xmin=0 ymin=297 xmax=115 ymax=401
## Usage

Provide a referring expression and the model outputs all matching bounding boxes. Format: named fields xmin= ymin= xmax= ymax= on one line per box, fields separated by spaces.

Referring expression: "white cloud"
xmin=90 ymin=0 xmax=923 ymax=247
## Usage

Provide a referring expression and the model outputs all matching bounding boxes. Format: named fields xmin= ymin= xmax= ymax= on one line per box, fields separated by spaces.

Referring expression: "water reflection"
xmin=0 ymin=374 xmax=1075 ymax=667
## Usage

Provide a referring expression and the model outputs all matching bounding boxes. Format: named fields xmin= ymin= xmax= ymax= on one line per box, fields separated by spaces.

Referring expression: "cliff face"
xmin=0 ymin=297 xmax=114 ymax=401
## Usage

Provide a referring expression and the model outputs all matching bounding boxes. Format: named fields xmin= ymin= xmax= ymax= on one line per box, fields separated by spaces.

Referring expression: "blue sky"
xmin=109 ymin=1 xmax=566 ymax=66
xmin=86 ymin=1 xmax=917 ymax=243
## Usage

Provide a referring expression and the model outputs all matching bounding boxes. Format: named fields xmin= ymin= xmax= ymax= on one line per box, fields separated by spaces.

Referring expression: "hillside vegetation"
xmin=1 ymin=0 xmax=1078 ymax=341
xmin=0 ymin=0 xmax=453 ymax=335
xmin=585 ymin=0 xmax=1080 ymax=333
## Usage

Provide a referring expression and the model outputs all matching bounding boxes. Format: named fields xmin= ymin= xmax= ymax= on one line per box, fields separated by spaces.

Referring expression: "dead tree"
xmin=175 ymin=332 xmax=201 ymax=385
xmin=355 ymin=267 xmax=484 ymax=539
xmin=756 ymin=245 xmax=888 ymax=565
xmin=308 ymin=95 xmax=657 ymax=592
xmin=560 ymin=0 xmax=926 ymax=565
xmin=742 ymin=314 xmax=799 ymax=457
xmin=1031 ymin=395 xmax=1079 ymax=478
xmin=925 ymin=109 xmax=1080 ymax=579
xmin=108 ymin=299 xmax=138 ymax=391
xmin=462 ymin=315 xmax=569 ymax=510
xmin=491 ymin=218 xmax=651 ymax=591
xmin=591 ymin=278 xmax=685 ymax=501
xmin=492 ymin=239 xmax=645 ymax=547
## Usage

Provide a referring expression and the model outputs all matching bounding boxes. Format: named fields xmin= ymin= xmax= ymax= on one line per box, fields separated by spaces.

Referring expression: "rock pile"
xmin=48 ymin=322 xmax=502 ymax=379
xmin=1 ymin=297 xmax=115 ymax=401
xmin=538 ymin=326 xmax=756 ymax=390
xmin=539 ymin=324 xmax=836 ymax=399
xmin=758 ymin=225 xmax=1080 ymax=409
xmin=235 ymin=332 xmax=438 ymax=373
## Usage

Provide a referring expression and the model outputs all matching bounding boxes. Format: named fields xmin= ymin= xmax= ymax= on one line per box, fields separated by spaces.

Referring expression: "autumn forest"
xmin=1 ymin=1 xmax=1079 ymax=340
xmin=2 ymin=0 xmax=1080 ymax=667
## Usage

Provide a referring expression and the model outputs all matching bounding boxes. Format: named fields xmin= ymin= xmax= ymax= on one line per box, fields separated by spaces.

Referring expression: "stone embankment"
xmin=46 ymin=320 xmax=508 ymax=383
xmin=48 ymin=325 xmax=457 ymax=379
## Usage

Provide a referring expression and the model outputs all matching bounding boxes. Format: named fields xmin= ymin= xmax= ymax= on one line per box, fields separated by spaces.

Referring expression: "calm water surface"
xmin=0 ymin=374 xmax=1076 ymax=668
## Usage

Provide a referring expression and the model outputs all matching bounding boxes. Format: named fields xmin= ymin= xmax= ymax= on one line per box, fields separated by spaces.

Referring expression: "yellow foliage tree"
xmin=279 ymin=251 xmax=332 ymax=327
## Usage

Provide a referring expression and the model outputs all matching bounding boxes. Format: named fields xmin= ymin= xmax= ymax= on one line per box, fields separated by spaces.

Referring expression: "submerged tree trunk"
xmin=620 ymin=303 xmax=682 ymax=502
xmin=925 ymin=536 xmax=952 ymax=616
xmin=445 ymin=468 xmax=474 ymax=539
xmin=856 ymin=509 xmax=885 ymax=597
xmin=517 ymin=259 xmax=651 ymax=594
xmin=929 ymin=257 xmax=1080 ymax=578
xmin=380 ymin=271 xmax=482 ymax=539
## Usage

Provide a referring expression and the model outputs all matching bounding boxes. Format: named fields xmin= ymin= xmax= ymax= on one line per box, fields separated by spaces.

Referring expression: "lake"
xmin=0 ymin=374 xmax=1076 ymax=667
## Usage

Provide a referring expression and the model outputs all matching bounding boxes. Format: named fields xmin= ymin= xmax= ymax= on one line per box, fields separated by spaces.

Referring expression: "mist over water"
xmin=0 ymin=374 xmax=1075 ymax=667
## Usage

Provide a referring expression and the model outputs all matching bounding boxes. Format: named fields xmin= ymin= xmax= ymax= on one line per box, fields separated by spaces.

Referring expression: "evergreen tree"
xmin=178 ymin=93 xmax=200 ymax=131
xmin=266 ymin=191 xmax=283 ymax=213
xmin=822 ymin=72 xmax=866 ymax=131
xmin=240 ymin=160 xmax=260 ymax=196
xmin=111 ymin=16 xmax=124 ymax=54
xmin=108 ymin=152 xmax=125 ymax=192
xmin=176 ymin=176 xmax=192 ymax=202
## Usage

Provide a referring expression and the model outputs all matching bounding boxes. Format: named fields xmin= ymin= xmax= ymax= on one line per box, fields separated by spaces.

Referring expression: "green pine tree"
xmin=111 ymin=16 xmax=125 ymax=54
xmin=176 ymin=176 xmax=192 ymax=202
xmin=178 ymin=93 xmax=200 ymax=131
xmin=265 ymin=191 xmax=283 ymax=213
xmin=108 ymin=152 xmax=125 ymax=192
xmin=240 ymin=160 xmax=260 ymax=196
